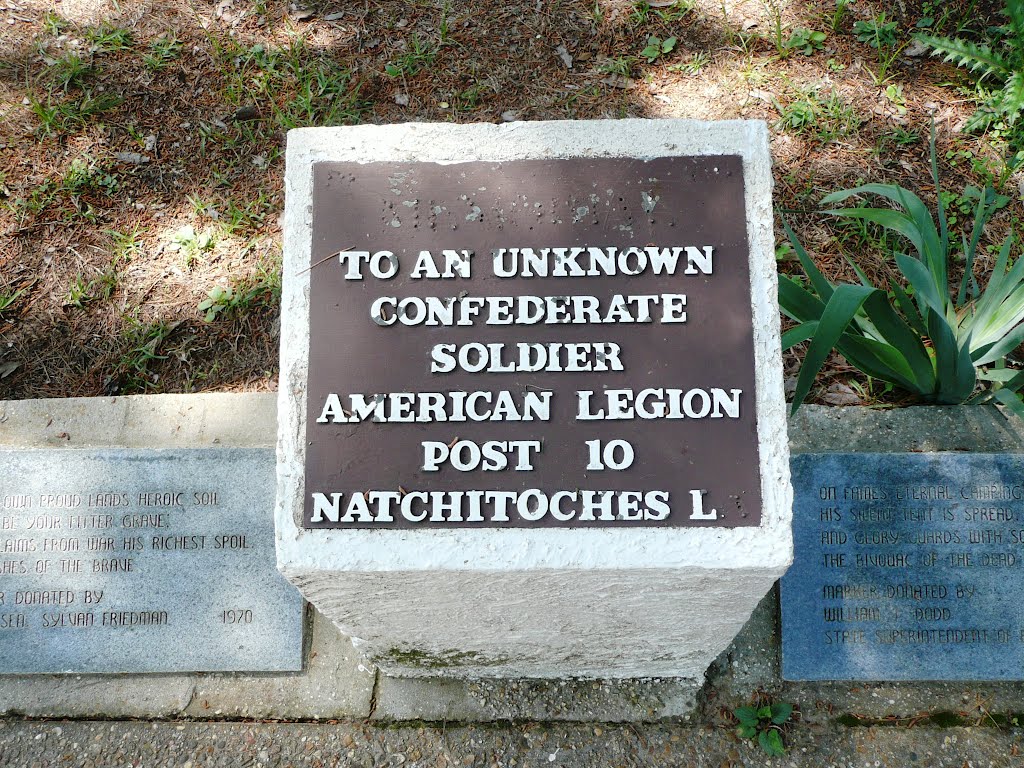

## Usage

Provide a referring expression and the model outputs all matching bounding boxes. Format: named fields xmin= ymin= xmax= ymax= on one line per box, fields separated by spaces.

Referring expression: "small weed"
xmin=828 ymin=0 xmax=851 ymax=32
xmin=784 ymin=28 xmax=826 ymax=56
xmin=598 ymin=56 xmax=636 ymax=77
xmin=667 ymin=51 xmax=711 ymax=75
xmin=641 ymin=35 xmax=677 ymax=63
xmin=169 ymin=225 xmax=214 ymax=268
xmin=42 ymin=10 xmax=67 ymax=36
xmin=143 ymin=35 xmax=182 ymax=71
xmin=66 ymin=266 xmax=117 ymax=308
xmin=854 ymin=15 xmax=899 ymax=49
xmin=882 ymin=126 xmax=921 ymax=147
xmin=384 ymin=34 xmax=437 ymax=77
xmin=29 ymin=92 xmax=124 ymax=136
xmin=216 ymin=36 xmax=364 ymax=129
xmin=777 ymin=89 xmax=861 ymax=141
xmin=107 ymin=225 xmax=145 ymax=264
xmin=47 ymin=53 xmax=95 ymax=91
xmin=853 ymin=13 xmax=906 ymax=83
xmin=779 ymin=98 xmax=817 ymax=130
xmin=734 ymin=702 xmax=793 ymax=756
xmin=631 ymin=1 xmax=693 ymax=24
xmin=110 ymin=318 xmax=180 ymax=394
xmin=86 ymin=23 xmax=133 ymax=53
xmin=883 ymin=83 xmax=907 ymax=115
xmin=221 ymin=192 xmax=273 ymax=236
xmin=14 ymin=156 xmax=117 ymax=223
xmin=198 ymin=285 xmax=234 ymax=322
xmin=0 ymin=287 xmax=27 ymax=314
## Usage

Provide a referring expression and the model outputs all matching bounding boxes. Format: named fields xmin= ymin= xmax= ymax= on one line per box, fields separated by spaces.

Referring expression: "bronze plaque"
xmin=304 ymin=156 xmax=761 ymax=529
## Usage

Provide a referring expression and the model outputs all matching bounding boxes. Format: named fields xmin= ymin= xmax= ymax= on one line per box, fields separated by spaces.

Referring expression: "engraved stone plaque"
xmin=782 ymin=453 xmax=1024 ymax=681
xmin=304 ymin=156 xmax=762 ymax=529
xmin=0 ymin=448 xmax=303 ymax=674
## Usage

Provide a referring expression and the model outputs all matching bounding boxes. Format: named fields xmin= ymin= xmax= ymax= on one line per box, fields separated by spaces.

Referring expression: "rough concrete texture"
xmin=0 ymin=394 xmax=371 ymax=720
xmin=760 ymin=404 xmax=1024 ymax=725
xmin=373 ymin=675 xmax=698 ymax=723
xmin=2 ymin=720 xmax=1023 ymax=768
xmin=4 ymin=396 xmax=1024 ymax=727
xmin=0 ymin=608 xmax=374 ymax=719
xmin=278 ymin=119 xmax=792 ymax=679
xmin=789 ymin=404 xmax=1024 ymax=453
xmin=0 ymin=392 xmax=276 ymax=449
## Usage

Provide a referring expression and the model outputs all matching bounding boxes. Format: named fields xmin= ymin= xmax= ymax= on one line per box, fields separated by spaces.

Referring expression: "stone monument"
xmin=276 ymin=119 xmax=792 ymax=679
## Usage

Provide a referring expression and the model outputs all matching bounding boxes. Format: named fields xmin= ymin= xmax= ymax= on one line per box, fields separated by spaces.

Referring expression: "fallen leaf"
xmin=823 ymin=382 xmax=861 ymax=406
xmin=601 ymin=75 xmax=635 ymax=89
xmin=0 ymin=361 xmax=18 ymax=379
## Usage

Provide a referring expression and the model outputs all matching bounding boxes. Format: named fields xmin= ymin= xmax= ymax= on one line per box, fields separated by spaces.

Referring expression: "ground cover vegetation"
xmin=0 ymin=0 xmax=1021 ymax=407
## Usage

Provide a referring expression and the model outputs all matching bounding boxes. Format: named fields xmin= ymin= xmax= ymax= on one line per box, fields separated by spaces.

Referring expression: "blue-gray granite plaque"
xmin=782 ymin=453 xmax=1024 ymax=681
xmin=0 ymin=448 xmax=303 ymax=673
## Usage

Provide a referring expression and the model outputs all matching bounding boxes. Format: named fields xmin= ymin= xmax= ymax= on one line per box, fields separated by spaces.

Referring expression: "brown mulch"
xmin=0 ymin=0 xmax=1017 ymax=402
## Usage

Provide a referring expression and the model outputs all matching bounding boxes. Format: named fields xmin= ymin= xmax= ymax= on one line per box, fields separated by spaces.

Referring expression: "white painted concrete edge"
xmin=277 ymin=119 xmax=792 ymax=575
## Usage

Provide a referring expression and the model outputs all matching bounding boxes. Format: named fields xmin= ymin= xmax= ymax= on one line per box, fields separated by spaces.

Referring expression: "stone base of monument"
xmin=276 ymin=119 xmax=792 ymax=680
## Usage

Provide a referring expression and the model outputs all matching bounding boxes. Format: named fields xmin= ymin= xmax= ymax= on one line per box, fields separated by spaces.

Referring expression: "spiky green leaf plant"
xmin=780 ymin=125 xmax=1024 ymax=419
xmin=914 ymin=2 xmax=1024 ymax=130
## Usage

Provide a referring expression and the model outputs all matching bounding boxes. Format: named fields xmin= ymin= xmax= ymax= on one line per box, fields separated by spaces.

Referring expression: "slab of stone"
xmin=278 ymin=119 xmax=792 ymax=679
xmin=0 ymin=447 xmax=302 ymax=673
xmin=0 ymin=394 xmax=370 ymax=720
xmin=782 ymin=452 xmax=1024 ymax=681
xmin=373 ymin=675 xmax=698 ymax=723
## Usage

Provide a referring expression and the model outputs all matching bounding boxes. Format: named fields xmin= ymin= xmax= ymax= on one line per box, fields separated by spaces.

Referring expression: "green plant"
xmin=29 ymin=92 xmax=123 ymax=136
xmin=781 ymin=126 xmax=1024 ymax=418
xmin=143 ymin=34 xmax=182 ymax=71
xmin=854 ymin=14 xmax=899 ymax=49
xmin=883 ymin=83 xmax=907 ymax=115
xmin=111 ymin=318 xmax=180 ymax=393
xmin=48 ymin=53 xmax=94 ymax=91
xmin=779 ymin=97 xmax=817 ymax=130
xmin=86 ymin=23 xmax=133 ymax=52
xmin=66 ymin=267 xmax=117 ymax=308
xmin=734 ymin=702 xmax=792 ymax=756
xmin=785 ymin=27 xmax=826 ymax=56
xmin=598 ymin=56 xmax=636 ymax=76
xmin=384 ymin=34 xmax=437 ymax=77
xmin=198 ymin=285 xmax=235 ymax=321
xmin=854 ymin=12 xmax=905 ymax=83
xmin=631 ymin=0 xmax=685 ymax=25
xmin=667 ymin=51 xmax=711 ymax=75
xmin=42 ymin=10 xmax=67 ymax=36
xmin=914 ymin=2 xmax=1024 ymax=131
xmin=169 ymin=225 xmax=213 ymax=268
xmin=0 ymin=286 xmax=26 ymax=313
xmin=828 ymin=0 xmax=851 ymax=33
xmin=640 ymin=35 xmax=677 ymax=63
xmin=761 ymin=0 xmax=786 ymax=55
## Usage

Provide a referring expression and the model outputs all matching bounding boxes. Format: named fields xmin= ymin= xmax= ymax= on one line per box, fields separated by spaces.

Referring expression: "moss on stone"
xmin=379 ymin=647 xmax=510 ymax=670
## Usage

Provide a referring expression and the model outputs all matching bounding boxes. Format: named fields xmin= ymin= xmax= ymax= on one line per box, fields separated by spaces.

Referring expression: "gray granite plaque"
xmin=782 ymin=453 xmax=1024 ymax=681
xmin=0 ymin=448 xmax=303 ymax=673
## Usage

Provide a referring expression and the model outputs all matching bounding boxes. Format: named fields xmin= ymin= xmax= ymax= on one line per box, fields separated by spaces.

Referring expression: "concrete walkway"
xmin=1 ymin=719 xmax=1021 ymax=767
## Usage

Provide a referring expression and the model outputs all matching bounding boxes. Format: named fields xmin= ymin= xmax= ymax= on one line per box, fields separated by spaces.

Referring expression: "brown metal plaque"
xmin=303 ymin=156 xmax=762 ymax=529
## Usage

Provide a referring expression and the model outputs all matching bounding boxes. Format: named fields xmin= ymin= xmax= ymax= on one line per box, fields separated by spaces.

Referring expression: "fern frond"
xmin=914 ymin=33 xmax=1012 ymax=80
xmin=994 ymin=71 xmax=1024 ymax=124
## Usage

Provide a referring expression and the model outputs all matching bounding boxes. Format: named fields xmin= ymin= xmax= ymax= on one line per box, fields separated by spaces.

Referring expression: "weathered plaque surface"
xmin=0 ymin=448 xmax=303 ymax=674
xmin=304 ymin=156 xmax=762 ymax=529
xmin=782 ymin=453 xmax=1024 ymax=681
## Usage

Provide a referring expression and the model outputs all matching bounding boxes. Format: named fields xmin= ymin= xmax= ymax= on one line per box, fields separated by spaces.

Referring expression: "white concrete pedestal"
xmin=276 ymin=120 xmax=792 ymax=679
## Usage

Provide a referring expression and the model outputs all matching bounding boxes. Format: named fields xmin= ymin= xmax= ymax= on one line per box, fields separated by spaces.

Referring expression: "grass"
xmin=1 ymin=0 xmax=1021 ymax=404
